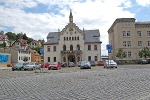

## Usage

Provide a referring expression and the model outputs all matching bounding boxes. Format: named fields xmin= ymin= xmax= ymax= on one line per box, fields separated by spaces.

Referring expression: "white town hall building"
xmin=44 ymin=10 xmax=102 ymax=65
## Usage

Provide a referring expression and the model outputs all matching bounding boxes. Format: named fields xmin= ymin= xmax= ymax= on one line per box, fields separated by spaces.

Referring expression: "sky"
xmin=0 ymin=0 xmax=150 ymax=55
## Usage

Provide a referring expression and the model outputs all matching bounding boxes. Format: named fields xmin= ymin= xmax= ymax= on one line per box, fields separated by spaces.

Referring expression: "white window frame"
xmin=147 ymin=31 xmax=150 ymax=37
xmin=148 ymin=41 xmax=150 ymax=46
xmin=123 ymin=41 xmax=126 ymax=47
xmin=127 ymin=31 xmax=130 ymax=37
xmin=137 ymin=31 xmax=141 ymax=37
xmin=122 ymin=31 xmax=126 ymax=37
xmin=138 ymin=41 xmax=142 ymax=47
xmin=127 ymin=41 xmax=131 ymax=47
xmin=128 ymin=51 xmax=131 ymax=57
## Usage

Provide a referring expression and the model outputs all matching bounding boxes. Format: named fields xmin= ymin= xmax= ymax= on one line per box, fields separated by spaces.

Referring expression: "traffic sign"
xmin=106 ymin=44 xmax=112 ymax=50
xmin=40 ymin=48 xmax=44 ymax=54
xmin=108 ymin=49 xmax=112 ymax=54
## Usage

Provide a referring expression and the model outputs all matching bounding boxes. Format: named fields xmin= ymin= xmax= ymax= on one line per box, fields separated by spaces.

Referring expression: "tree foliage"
xmin=116 ymin=48 xmax=127 ymax=59
xmin=32 ymin=46 xmax=41 ymax=54
xmin=139 ymin=47 xmax=150 ymax=59
xmin=23 ymin=33 xmax=28 ymax=40
xmin=23 ymin=56 xmax=28 ymax=62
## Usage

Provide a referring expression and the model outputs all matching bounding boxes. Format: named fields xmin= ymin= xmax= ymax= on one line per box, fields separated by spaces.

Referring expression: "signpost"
xmin=40 ymin=48 xmax=44 ymax=73
xmin=106 ymin=44 xmax=113 ymax=67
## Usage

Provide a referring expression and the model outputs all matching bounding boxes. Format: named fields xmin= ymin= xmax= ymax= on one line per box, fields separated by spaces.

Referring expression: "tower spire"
xmin=69 ymin=9 xmax=73 ymax=23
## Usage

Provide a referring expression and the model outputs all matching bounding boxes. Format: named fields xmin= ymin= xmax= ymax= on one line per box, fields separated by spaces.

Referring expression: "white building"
xmin=44 ymin=10 xmax=102 ymax=65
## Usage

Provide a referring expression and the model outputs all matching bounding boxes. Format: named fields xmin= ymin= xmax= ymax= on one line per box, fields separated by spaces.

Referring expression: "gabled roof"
xmin=30 ymin=40 xmax=41 ymax=45
xmin=44 ymin=29 xmax=102 ymax=45
xmin=12 ymin=39 xmax=28 ymax=46
xmin=0 ymin=34 xmax=8 ymax=41
xmin=29 ymin=49 xmax=40 ymax=56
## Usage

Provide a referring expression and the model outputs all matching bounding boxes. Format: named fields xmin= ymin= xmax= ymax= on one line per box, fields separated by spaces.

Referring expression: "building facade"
xmin=44 ymin=10 xmax=102 ymax=65
xmin=108 ymin=18 xmax=150 ymax=61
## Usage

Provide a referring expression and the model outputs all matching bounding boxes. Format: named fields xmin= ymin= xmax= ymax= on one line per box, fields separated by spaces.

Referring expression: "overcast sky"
xmin=0 ymin=0 xmax=150 ymax=55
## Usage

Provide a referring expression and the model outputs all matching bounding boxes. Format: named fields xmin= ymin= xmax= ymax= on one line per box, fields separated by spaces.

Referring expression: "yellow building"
xmin=108 ymin=18 xmax=150 ymax=63
xmin=29 ymin=49 xmax=41 ymax=63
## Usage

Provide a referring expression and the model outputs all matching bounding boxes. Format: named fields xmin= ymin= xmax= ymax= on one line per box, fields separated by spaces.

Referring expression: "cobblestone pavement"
xmin=0 ymin=65 xmax=150 ymax=100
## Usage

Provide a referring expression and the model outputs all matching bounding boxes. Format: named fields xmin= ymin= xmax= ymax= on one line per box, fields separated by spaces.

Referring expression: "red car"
xmin=48 ymin=62 xmax=61 ymax=70
xmin=98 ymin=61 xmax=104 ymax=66
xmin=41 ymin=63 xmax=50 ymax=68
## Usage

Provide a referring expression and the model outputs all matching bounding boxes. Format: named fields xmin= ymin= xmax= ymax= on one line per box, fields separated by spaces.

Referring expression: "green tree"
xmin=116 ymin=48 xmax=127 ymax=59
xmin=32 ymin=46 xmax=41 ymax=54
xmin=38 ymin=39 xmax=45 ymax=47
xmin=23 ymin=56 xmax=28 ymax=62
xmin=27 ymin=38 xmax=33 ymax=44
xmin=23 ymin=33 xmax=28 ymax=40
xmin=139 ymin=47 xmax=150 ymax=59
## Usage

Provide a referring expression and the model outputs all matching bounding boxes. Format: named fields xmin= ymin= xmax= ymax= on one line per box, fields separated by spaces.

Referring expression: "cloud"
xmin=0 ymin=0 xmax=135 ymax=55
xmin=136 ymin=0 xmax=150 ymax=6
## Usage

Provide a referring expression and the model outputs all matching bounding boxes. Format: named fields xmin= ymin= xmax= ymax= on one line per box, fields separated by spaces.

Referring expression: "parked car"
xmin=24 ymin=62 xmax=41 ymax=71
xmin=89 ymin=60 xmax=96 ymax=66
xmin=48 ymin=62 xmax=61 ymax=70
xmin=12 ymin=62 xmax=28 ymax=71
xmin=137 ymin=60 xmax=148 ymax=64
xmin=41 ymin=62 xmax=50 ymax=68
xmin=104 ymin=60 xmax=117 ymax=68
xmin=68 ymin=62 xmax=75 ymax=67
xmin=80 ymin=61 xmax=91 ymax=69
xmin=98 ymin=61 xmax=104 ymax=66
xmin=61 ymin=62 xmax=67 ymax=67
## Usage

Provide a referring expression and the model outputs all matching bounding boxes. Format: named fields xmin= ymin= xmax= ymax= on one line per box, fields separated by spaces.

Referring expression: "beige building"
xmin=108 ymin=18 xmax=150 ymax=62
xmin=44 ymin=10 xmax=102 ymax=65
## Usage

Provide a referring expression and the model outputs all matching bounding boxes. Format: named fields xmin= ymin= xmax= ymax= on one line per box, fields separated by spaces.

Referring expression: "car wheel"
xmin=115 ymin=67 xmax=117 ymax=68
xmin=12 ymin=69 xmax=14 ymax=71
xmin=89 ymin=67 xmax=91 ymax=69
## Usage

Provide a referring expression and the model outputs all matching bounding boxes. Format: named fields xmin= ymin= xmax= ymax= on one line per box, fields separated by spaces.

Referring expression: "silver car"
xmin=68 ymin=62 xmax=75 ymax=67
xmin=80 ymin=61 xmax=91 ymax=69
xmin=24 ymin=62 xmax=41 ymax=71
xmin=104 ymin=60 xmax=117 ymax=68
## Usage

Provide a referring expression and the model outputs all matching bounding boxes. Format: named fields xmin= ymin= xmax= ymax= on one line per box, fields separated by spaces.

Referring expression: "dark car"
xmin=61 ymin=62 xmax=67 ymax=67
xmin=137 ymin=60 xmax=148 ymax=64
xmin=12 ymin=62 xmax=28 ymax=71
xmin=89 ymin=60 xmax=96 ymax=66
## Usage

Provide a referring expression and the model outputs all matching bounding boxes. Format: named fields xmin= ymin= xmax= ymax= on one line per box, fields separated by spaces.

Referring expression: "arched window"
xmin=88 ymin=56 xmax=91 ymax=61
xmin=75 ymin=36 xmax=76 ymax=40
xmin=77 ymin=44 xmax=80 ymax=50
xmin=72 ymin=37 xmax=74 ymax=40
xmin=64 ymin=37 xmax=65 ymax=41
xmin=69 ymin=37 xmax=71 ymax=40
xmin=54 ymin=57 xmax=56 ymax=62
xmin=77 ymin=36 xmax=79 ymax=40
xmin=67 ymin=37 xmax=68 ymax=40
xmin=63 ymin=45 xmax=66 ymax=51
xmin=70 ymin=45 xmax=73 ymax=50
xmin=48 ymin=57 xmax=50 ymax=62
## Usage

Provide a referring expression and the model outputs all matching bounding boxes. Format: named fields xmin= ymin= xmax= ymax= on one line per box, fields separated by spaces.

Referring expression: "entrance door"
xmin=68 ymin=55 xmax=75 ymax=63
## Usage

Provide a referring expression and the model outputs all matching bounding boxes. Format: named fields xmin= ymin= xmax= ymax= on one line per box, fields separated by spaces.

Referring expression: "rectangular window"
xmin=53 ymin=46 xmax=56 ymax=51
xmin=122 ymin=31 xmax=126 ymax=37
xmin=123 ymin=41 xmax=126 ymax=47
xmin=69 ymin=37 xmax=71 ymax=40
xmin=148 ymin=41 xmax=150 ymax=46
xmin=138 ymin=41 xmax=142 ymax=47
xmin=128 ymin=51 xmax=131 ymax=57
xmin=147 ymin=31 xmax=150 ymax=36
xmin=127 ymin=22 xmax=130 ymax=27
xmin=127 ymin=31 xmax=130 ymax=36
xmin=64 ymin=37 xmax=65 ymax=41
xmin=127 ymin=41 xmax=131 ymax=47
xmin=137 ymin=31 xmax=141 ymax=37
xmin=88 ymin=45 xmax=91 ymax=50
xmin=94 ymin=45 xmax=97 ymax=50
xmin=47 ymin=46 xmax=50 ymax=52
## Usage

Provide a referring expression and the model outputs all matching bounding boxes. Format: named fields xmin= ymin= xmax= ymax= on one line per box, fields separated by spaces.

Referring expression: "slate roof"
xmin=44 ymin=29 xmax=102 ymax=45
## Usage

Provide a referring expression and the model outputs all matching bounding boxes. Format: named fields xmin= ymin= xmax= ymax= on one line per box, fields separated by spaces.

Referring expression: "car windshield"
xmin=16 ymin=63 xmax=23 ymax=65
xmin=106 ymin=60 xmax=115 ymax=63
xmin=28 ymin=62 xmax=35 ymax=65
